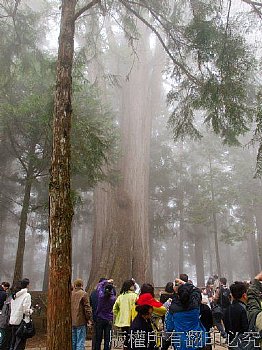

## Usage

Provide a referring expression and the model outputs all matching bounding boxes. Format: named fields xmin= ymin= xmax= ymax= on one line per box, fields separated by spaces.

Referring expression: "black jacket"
xmin=0 ymin=286 xmax=7 ymax=310
xmin=169 ymin=283 xmax=201 ymax=313
xmin=128 ymin=315 xmax=154 ymax=350
xmin=217 ymin=286 xmax=231 ymax=309
xmin=200 ymin=304 xmax=213 ymax=332
xmin=224 ymin=300 xmax=248 ymax=341
xmin=160 ymin=292 xmax=175 ymax=304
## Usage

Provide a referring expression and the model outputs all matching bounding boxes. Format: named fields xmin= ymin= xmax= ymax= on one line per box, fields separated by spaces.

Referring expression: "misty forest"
xmin=1 ymin=0 xmax=262 ymax=348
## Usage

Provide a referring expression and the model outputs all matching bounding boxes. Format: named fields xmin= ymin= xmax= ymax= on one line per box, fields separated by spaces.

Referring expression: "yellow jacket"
xmin=113 ymin=291 xmax=138 ymax=327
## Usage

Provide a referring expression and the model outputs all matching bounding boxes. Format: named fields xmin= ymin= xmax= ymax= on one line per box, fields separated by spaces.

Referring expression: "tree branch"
xmin=242 ymin=0 xmax=262 ymax=7
xmin=75 ymin=0 xmax=100 ymax=20
xmin=242 ymin=0 xmax=262 ymax=19
xmin=118 ymin=0 xmax=201 ymax=86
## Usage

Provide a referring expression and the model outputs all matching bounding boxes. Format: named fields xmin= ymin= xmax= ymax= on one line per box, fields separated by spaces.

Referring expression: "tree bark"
xmin=47 ymin=1 xmax=76 ymax=349
xmin=87 ymin=24 xmax=158 ymax=290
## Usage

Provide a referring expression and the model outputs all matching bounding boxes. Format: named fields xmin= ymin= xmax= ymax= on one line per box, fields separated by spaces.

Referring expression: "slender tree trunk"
xmin=43 ymin=240 xmax=49 ymax=291
xmin=208 ymin=156 xmax=221 ymax=277
xmin=254 ymin=207 xmax=262 ymax=269
xmin=47 ymin=2 xmax=76 ymax=349
xmin=194 ymin=224 xmax=205 ymax=287
xmin=0 ymin=213 xmax=7 ymax=277
xmin=13 ymin=168 xmax=34 ymax=283
xmin=206 ymin=227 xmax=213 ymax=276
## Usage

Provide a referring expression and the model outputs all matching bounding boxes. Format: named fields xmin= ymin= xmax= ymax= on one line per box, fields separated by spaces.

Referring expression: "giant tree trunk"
xmin=88 ymin=24 xmax=160 ymax=289
xmin=47 ymin=1 xmax=76 ymax=349
xmin=13 ymin=164 xmax=34 ymax=283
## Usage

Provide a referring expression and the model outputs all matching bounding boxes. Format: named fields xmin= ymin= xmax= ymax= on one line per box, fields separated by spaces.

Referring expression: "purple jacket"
xmin=96 ymin=280 xmax=116 ymax=321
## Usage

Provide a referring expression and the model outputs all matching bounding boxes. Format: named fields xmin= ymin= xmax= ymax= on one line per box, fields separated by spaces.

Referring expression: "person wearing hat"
xmin=129 ymin=292 xmax=165 ymax=350
xmin=136 ymin=292 xmax=166 ymax=349
xmin=128 ymin=304 xmax=154 ymax=350
xmin=71 ymin=279 xmax=92 ymax=350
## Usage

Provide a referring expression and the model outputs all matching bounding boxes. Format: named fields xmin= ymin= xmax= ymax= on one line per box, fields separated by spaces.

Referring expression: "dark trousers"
xmin=95 ymin=318 xmax=112 ymax=350
xmin=92 ymin=323 xmax=96 ymax=350
xmin=0 ymin=326 xmax=12 ymax=350
xmin=9 ymin=325 xmax=27 ymax=350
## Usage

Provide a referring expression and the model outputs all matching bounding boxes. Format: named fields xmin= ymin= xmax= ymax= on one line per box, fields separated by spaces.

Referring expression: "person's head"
xmin=10 ymin=279 xmax=29 ymax=299
xmin=230 ymin=281 xmax=247 ymax=302
xmin=213 ymin=275 xmax=218 ymax=280
xmin=73 ymin=279 xmax=83 ymax=288
xmin=120 ymin=279 xmax=135 ymax=294
xmin=164 ymin=282 xmax=174 ymax=294
xmin=178 ymin=284 xmax=193 ymax=308
xmin=140 ymin=283 xmax=154 ymax=297
xmin=1 ymin=282 xmax=10 ymax=291
xmin=135 ymin=304 xmax=153 ymax=319
xmin=21 ymin=278 xmax=30 ymax=289
xmin=220 ymin=277 xmax=227 ymax=286
xmin=179 ymin=274 xmax=188 ymax=283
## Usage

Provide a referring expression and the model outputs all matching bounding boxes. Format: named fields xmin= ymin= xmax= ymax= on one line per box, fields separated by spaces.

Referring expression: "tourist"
xmin=71 ymin=279 xmax=92 ymax=350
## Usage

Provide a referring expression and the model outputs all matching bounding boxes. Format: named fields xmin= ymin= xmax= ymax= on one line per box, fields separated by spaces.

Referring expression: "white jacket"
xmin=9 ymin=288 xmax=32 ymax=325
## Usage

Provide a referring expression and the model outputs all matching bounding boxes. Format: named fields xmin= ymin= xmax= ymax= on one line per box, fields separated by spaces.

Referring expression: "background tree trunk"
xmin=13 ymin=162 xmax=34 ymax=283
xmin=194 ymin=224 xmax=205 ymax=287
xmin=209 ymin=156 xmax=221 ymax=276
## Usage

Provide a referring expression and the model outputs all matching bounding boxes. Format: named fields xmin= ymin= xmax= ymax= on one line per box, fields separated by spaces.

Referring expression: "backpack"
xmin=219 ymin=286 xmax=231 ymax=308
xmin=0 ymin=299 xmax=11 ymax=329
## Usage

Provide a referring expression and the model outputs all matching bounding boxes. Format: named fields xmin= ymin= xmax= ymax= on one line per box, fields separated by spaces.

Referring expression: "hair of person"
xmin=21 ymin=278 xmax=30 ymax=289
xmin=165 ymin=282 xmax=174 ymax=294
xmin=1 ymin=282 xmax=10 ymax=288
xmin=178 ymin=284 xmax=190 ymax=307
xmin=220 ymin=277 xmax=227 ymax=285
xmin=230 ymin=281 xmax=247 ymax=300
xmin=120 ymin=279 xmax=135 ymax=294
xmin=179 ymin=274 xmax=189 ymax=282
xmin=135 ymin=304 xmax=153 ymax=316
xmin=74 ymin=279 xmax=83 ymax=288
xmin=140 ymin=283 xmax=154 ymax=297
xmin=10 ymin=281 xmax=23 ymax=300
xmin=213 ymin=275 xmax=218 ymax=279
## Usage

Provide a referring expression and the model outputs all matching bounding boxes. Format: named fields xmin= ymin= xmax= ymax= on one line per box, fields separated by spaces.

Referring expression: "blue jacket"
xmin=166 ymin=308 xmax=207 ymax=350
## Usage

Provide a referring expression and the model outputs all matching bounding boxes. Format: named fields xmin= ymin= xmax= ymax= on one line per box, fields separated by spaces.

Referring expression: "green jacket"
xmin=247 ymin=279 xmax=262 ymax=324
xmin=113 ymin=291 xmax=138 ymax=327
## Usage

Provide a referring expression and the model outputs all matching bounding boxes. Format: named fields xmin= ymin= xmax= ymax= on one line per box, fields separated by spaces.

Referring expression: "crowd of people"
xmin=1 ymin=272 xmax=262 ymax=350
xmin=71 ymin=272 xmax=262 ymax=350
